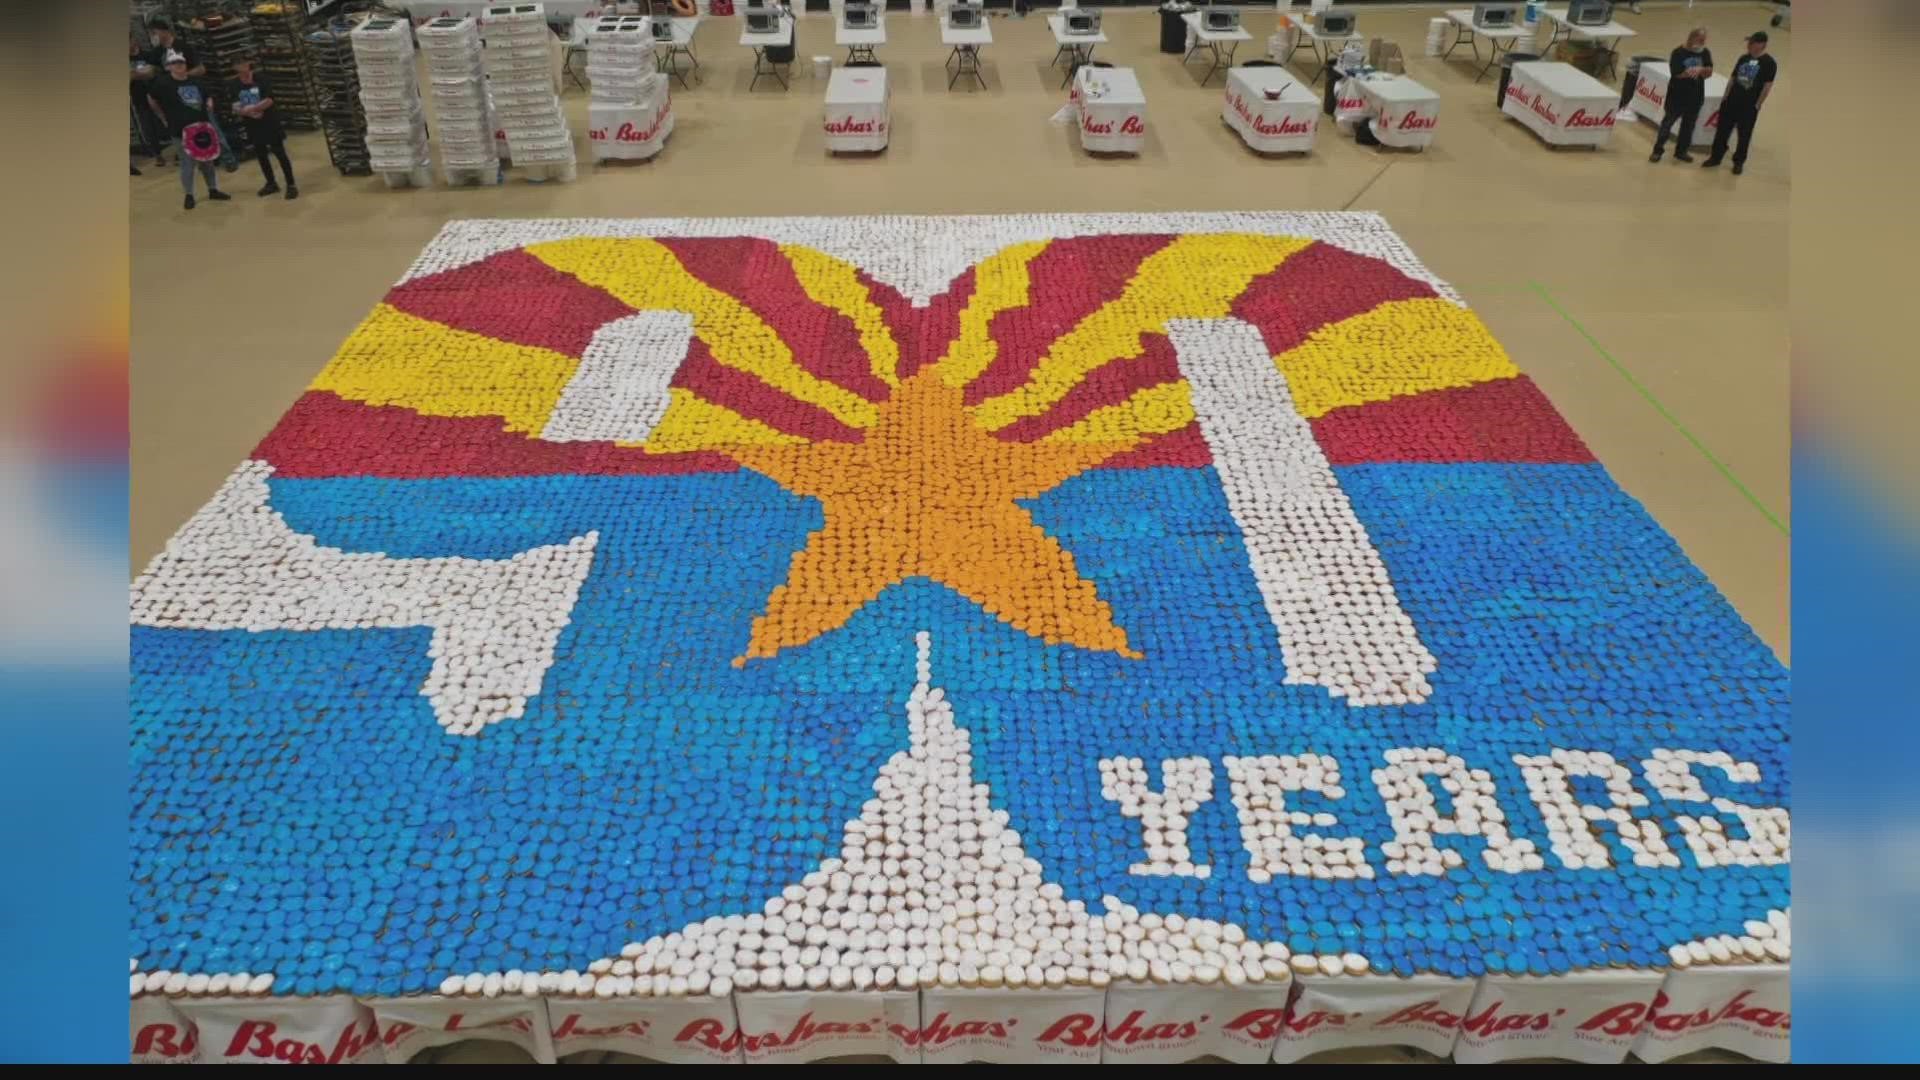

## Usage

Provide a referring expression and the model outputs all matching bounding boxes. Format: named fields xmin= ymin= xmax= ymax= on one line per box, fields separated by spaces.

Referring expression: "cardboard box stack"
xmin=418 ymin=16 xmax=501 ymax=184
xmin=482 ymin=2 xmax=576 ymax=180
xmin=349 ymin=15 xmax=430 ymax=186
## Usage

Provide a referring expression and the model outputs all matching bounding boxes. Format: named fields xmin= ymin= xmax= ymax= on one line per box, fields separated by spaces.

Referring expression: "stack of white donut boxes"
xmin=482 ymin=2 xmax=577 ymax=181
xmin=348 ymin=16 xmax=430 ymax=186
xmin=587 ymin=15 xmax=671 ymax=162
xmin=417 ymin=15 xmax=501 ymax=184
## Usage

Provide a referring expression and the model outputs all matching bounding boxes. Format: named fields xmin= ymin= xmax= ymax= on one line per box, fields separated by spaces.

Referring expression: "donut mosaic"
xmin=130 ymin=213 xmax=1789 ymax=1003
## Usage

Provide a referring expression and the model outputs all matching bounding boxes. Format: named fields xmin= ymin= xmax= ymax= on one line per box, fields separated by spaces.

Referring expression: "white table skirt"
xmin=1072 ymin=66 xmax=1146 ymax=155
xmin=1222 ymin=68 xmax=1317 ymax=154
xmin=1503 ymin=61 xmax=1618 ymax=147
xmin=1350 ymin=73 xmax=1441 ymax=149
xmin=586 ymin=77 xmax=671 ymax=160
xmin=130 ymin=962 xmax=1789 ymax=1064
xmin=825 ymin=67 xmax=890 ymax=152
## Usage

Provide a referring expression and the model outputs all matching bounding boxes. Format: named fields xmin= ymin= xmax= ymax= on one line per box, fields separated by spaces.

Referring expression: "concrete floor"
xmin=128 ymin=4 xmax=1791 ymax=664
xmin=126 ymin=4 xmax=1788 ymax=1063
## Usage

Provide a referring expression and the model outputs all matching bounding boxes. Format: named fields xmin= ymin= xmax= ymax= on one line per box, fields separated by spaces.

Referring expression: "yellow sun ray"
xmin=1040 ymin=380 xmax=1197 ymax=446
xmin=631 ymin=388 xmax=808 ymax=453
xmin=931 ymin=240 xmax=1052 ymax=389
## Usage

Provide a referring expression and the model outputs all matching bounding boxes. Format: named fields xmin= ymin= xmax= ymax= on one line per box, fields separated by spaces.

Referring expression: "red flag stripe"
xmin=386 ymin=248 xmax=638 ymax=358
xmin=658 ymin=237 xmax=895 ymax=405
xmin=252 ymin=391 xmax=737 ymax=478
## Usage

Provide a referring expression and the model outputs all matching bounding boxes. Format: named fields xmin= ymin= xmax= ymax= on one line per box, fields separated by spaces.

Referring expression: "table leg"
xmin=658 ymin=45 xmax=690 ymax=89
xmin=949 ymin=44 xmax=984 ymax=90
xmin=1443 ymin=25 xmax=1472 ymax=61
xmin=1062 ymin=43 xmax=1093 ymax=89
xmin=1477 ymin=36 xmax=1507 ymax=83
xmin=1596 ymin=39 xmax=1620 ymax=79
xmin=1203 ymin=42 xmax=1228 ymax=87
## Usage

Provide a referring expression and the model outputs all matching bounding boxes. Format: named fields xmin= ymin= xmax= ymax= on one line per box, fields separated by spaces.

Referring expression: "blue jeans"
xmin=176 ymin=142 xmax=218 ymax=195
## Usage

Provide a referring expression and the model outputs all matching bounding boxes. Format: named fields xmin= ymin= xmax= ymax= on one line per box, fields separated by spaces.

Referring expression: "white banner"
xmin=732 ymin=990 xmax=922 ymax=1063
xmin=1222 ymin=70 xmax=1317 ymax=155
xmin=174 ymin=995 xmax=384 ymax=1065
xmin=1501 ymin=63 xmax=1617 ymax=148
xmin=1271 ymin=973 xmax=1478 ymax=1063
xmin=1453 ymin=970 xmax=1663 ymax=1064
xmin=1629 ymin=965 xmax=1790 ymax=1064
xmin=130 ymin=995 xmax=202 ymax=1064
xmin=917 ymin=987 xmax=1107 ymax=1064
xmin=824 ymin=68 xmax=891 ymax=154
xmin=546 ymin=995 xmax=742 ymax=1063
xmin=367 ymin=995 xmax=555 ymax=1064
xmin=1072 ymin=68 xmax=1148 ymax=156
xmin=587 ymin=97 xmax=674 ymax=161
xmin=1100 ymin=982 xmax=1295 ymax=1064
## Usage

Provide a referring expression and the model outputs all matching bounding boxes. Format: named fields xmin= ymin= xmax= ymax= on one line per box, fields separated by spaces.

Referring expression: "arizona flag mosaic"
xmin=130 ymin=214 xmax=1789 ymax=1003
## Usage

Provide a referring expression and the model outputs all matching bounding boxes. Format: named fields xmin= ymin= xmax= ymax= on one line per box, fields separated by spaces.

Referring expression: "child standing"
xmin=147 ymin=51 xmax=229 ymax=210
xmin=231 ymin=58 xmax=297 ymax=199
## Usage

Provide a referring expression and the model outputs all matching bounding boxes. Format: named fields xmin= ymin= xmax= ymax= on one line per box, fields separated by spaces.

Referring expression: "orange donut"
xmin=669 ymin=0 xmax=696 ymax=15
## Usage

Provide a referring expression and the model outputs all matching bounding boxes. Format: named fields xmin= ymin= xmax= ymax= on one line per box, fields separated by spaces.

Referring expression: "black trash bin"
xmin=1619 ymin=54 xmax=1661 ymax=110
xmin=1496 ymin=52 xmax=1540 ymax=107
xmin=1159 ymin=4 xmax=1191 ymax=55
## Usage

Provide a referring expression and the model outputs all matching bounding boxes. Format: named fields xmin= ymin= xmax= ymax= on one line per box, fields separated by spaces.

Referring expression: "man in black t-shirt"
xmin=1704 ymin=31 xmax=1778 ymax=175
xmin=231 ymin=58 xmax=297 ymax=199
xmin=147 ymin=52 xmax=230 ymax=210
xmin=1650 ymin=28 xmax=1712 ymax=163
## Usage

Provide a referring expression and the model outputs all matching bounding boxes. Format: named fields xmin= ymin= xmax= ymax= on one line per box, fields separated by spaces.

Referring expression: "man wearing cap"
xmin=1703 ymin=31 xmax=1777 ymax=175
xmin=147 ymin=51 xmax=230 ymax=210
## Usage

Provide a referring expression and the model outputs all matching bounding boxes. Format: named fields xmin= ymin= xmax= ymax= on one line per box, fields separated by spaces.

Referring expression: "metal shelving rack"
xmin=248 ymin=3 xmax=321 ymax=129
xmin=304 ymin=20 xmax=370 ymax=173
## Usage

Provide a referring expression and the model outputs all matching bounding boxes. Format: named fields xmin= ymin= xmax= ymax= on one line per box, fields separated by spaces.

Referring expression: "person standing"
xmin=231 ymin=58 xmax=297 ymax=199
xmin=1703 ymin=31 xmax=1777 ymax=175
xmin=142 ymin=18 xmax=242 ymax=173
xmin=1649 ymin=28 xmax=1712 ymax=163
xmin=148 ymin=51 xmax=230 ymax=210
xmin=141 ymin=18 xmax=204 ymax=77
xmin=130 ymin=36 xmax=170 ymax=168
